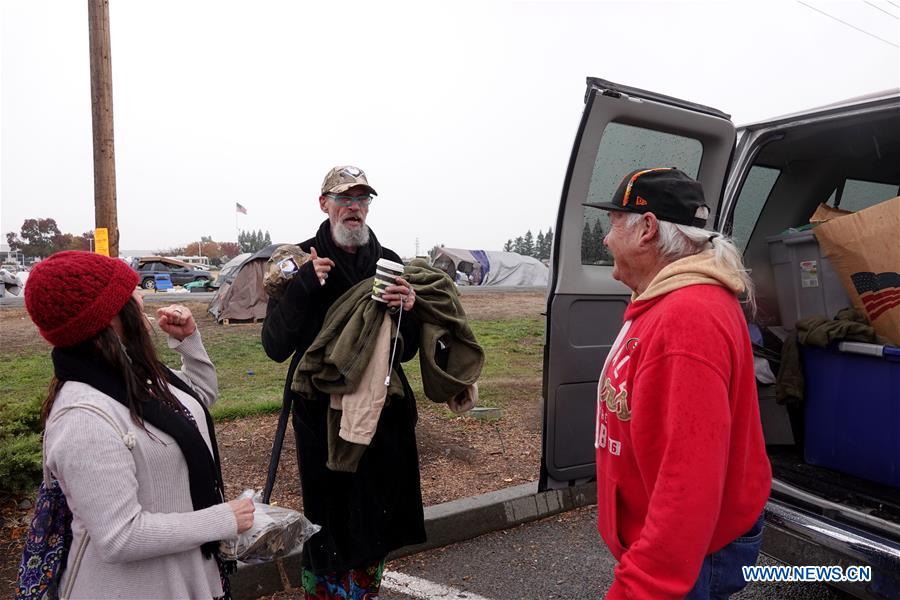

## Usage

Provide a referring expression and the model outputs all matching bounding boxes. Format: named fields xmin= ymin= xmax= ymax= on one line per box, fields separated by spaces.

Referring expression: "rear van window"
xmin=827 ymin=178 xmax=900 ymax=212
xmin=582 ymin=123 xmax=702 ymax=265
xmin=730 ymin=166 xmax=780 ymax=252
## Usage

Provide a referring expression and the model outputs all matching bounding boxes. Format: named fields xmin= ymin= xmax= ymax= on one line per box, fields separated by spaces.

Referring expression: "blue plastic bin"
xmin=802 ymin=343 xmax=900 ymax=489
xmin=154 ymin=274 xmax=173 ymax=291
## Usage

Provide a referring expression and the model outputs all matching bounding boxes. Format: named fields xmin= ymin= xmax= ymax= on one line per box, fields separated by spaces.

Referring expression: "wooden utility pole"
xmin=88 ymin=0 xmax=119 ymax=257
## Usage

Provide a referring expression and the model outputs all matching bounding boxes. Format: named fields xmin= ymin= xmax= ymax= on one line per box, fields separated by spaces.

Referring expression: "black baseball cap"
xmin=584 ymin=167 xmax=709 ymax=228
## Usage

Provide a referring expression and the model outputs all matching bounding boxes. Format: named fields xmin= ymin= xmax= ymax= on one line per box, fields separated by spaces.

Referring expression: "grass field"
xmin=0 ymin=317 xmax=543 ymax=420
xmin=0 ymin=307 xmax=544 ymax=492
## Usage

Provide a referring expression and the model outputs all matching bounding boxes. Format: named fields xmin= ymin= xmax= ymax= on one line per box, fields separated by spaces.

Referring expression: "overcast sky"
xmin=2 ymin=0 xmax=898 ymax=257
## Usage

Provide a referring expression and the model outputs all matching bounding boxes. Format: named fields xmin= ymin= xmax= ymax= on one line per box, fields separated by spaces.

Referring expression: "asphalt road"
xmin=380 ymin=505 xmax=854 ymax=600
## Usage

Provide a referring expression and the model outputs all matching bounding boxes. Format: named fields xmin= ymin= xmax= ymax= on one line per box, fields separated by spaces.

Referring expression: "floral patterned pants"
xmin=301 ymin=560 xmax=385 ymax=600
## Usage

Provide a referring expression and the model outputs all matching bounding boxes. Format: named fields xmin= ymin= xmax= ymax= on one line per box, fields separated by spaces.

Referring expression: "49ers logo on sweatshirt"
xmin=595 ymin=325 xmax=638 ymax=455
xmin=600 ymin=377 xmax=631 ymax=421
xmin=602 ymin=335 xmax=638 ymax=422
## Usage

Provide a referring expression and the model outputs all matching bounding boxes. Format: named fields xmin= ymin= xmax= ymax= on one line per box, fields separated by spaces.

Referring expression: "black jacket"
xmin=261 ymin=222 xmax=425 ymax=573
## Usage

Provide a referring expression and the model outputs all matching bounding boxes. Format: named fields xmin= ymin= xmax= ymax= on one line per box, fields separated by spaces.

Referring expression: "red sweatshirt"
xmin=596 ymin=276 xmax=771 ymax=599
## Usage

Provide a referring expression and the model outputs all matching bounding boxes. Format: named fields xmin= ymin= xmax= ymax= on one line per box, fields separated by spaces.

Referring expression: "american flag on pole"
xmin=236 ymin=202 xmax=247 ymax=215
xmin=851 ymin=271 xmax=900 ymax=321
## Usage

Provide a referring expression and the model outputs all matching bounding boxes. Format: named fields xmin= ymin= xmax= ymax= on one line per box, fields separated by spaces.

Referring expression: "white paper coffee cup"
xmin=372 ymin=258 xmax=405 ymax=302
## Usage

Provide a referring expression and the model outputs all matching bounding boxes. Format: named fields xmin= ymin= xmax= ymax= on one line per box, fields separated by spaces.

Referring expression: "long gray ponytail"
xmin=622 ymin=212 xmax=756 ymax=314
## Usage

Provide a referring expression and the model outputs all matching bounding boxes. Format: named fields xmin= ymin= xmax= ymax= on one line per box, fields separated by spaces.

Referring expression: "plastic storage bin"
xmin=802 ymin=342 xmax=900 ymax=488
xmin=154 ymin=273 xmax=173 ymax=291
xmin=766 ymin=229 xmax=851 ymax=327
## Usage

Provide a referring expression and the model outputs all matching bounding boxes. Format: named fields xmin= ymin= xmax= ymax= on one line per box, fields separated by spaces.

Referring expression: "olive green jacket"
xmin=292 ymin=260 xmax=483 ymax=472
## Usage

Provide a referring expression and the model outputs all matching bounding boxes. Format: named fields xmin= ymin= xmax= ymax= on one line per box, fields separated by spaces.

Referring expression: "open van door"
xmin=540 ymin=78 xmax=736 ymax=489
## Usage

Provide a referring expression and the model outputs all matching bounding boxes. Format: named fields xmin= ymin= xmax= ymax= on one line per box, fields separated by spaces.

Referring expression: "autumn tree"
xmin=219 ymin=242 xmax=241 ymax=260
xmin=183 ymin=236 xmax=223 ymax=264
xmin=6 ymin=218 xmax=62 ymax=258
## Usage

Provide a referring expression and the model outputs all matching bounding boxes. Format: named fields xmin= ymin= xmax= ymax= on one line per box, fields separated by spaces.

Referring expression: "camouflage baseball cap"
xmin=321 ymin=165 xmax=378 ymax=196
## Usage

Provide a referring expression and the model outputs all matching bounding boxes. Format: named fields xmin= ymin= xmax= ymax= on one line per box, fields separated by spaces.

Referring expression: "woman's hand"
xmin=228 ymin=498 xmax=255 ymax=534
xmin=383 ymin=277 xmax=416 ymax=312
xmin=156 ymin=305 xmax=196 ymax=341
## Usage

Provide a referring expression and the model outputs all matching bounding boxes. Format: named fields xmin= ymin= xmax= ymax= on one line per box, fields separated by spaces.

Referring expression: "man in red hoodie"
xmin=585 ymin=168 xmax=772 ymax=599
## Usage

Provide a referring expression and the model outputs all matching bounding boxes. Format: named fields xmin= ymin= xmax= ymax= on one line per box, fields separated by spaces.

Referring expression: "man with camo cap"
xmin=262 ymin=165 xmax=424 ymax=597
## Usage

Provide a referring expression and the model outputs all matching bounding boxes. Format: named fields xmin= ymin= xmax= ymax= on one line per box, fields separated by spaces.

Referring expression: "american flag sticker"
xmin=851 ymin=271 xmax=900 ymax=322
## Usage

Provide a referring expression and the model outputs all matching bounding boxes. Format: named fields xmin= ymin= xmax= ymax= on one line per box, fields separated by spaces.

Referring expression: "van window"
xmin=730 ymin=166 xmax=780 ymax=252
xmin=827 ymin=178 xmax=900 ymax=212
xmin=583 ymin=123 xmax=702 ymax=265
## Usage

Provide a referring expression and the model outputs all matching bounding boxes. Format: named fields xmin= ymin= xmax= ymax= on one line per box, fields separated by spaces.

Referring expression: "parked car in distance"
xmin=131 ymin=256 xmax=213 ymax=289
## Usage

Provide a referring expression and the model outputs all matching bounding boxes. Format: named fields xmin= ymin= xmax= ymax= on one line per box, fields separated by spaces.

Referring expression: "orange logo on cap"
xmin=635 ymin=196 xmax=648 ymax=206
xmin=621 ymin=167 xmax=671 ymax=207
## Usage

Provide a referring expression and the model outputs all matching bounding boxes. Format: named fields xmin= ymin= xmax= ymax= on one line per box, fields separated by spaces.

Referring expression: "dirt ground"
xmin=1 ymin=291 xmax=546 ymax=591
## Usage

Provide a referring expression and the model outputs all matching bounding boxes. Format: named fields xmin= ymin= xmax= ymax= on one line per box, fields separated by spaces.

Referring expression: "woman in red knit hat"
xmin=22 ymin=251 xmax=254 ymax=599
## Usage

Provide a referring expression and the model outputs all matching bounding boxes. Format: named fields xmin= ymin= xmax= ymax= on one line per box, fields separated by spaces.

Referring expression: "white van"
xmin=541 ymin=78 xmax=900 ymax=599
xmin=173 ymin=255 xmax=212 ymax=269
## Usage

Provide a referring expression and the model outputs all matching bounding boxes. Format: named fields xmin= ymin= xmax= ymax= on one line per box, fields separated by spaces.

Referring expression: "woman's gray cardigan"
xmin=44 ymin=331 xmax=237 ymax=599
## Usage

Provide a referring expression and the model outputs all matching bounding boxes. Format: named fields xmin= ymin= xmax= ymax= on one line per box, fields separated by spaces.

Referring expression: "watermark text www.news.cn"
xmin=742 ymin=565 xmax=872 ymax=583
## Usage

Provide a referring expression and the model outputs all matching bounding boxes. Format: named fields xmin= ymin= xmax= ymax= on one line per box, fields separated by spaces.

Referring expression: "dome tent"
xmin=432 ymin=248 xmax=549 ymax=287
xmin=207 ymin=245 xmax=282 ymax=323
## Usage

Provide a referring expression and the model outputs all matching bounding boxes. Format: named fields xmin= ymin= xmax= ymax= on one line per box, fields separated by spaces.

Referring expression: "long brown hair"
xmin=41 ymin=297 xmax=186 ymax=428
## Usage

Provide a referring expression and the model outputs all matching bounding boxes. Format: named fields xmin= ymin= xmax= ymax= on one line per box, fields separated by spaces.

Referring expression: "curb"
xmin=231 ymin=481 xmax=597 ymax=599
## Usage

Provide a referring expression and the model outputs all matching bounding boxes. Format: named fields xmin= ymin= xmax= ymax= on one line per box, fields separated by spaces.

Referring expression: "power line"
xmin=796 ymin=0 xmax=900 ymax=48
xmin=863 ymin=0 xmax=899 ymax=19
xmin=883 ymin=0 xmax=899 ymax=8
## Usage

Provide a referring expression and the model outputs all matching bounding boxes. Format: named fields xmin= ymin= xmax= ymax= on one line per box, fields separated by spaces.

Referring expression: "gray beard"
xmin=332 ymin=221 xmax=370 ymax=248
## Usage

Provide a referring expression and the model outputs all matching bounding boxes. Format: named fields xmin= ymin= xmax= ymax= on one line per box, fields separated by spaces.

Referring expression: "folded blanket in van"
xmin=776 ymin=308 xmax=890 ymax=405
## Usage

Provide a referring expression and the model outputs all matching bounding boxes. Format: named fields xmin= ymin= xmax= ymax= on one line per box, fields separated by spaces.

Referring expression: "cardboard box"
xmin=814 ymin=196 xmax=900 ymax=345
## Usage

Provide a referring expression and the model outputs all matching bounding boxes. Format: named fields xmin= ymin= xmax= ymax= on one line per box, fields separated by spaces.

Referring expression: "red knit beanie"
xmin=25 ymin=250 xmax=139 ymax=347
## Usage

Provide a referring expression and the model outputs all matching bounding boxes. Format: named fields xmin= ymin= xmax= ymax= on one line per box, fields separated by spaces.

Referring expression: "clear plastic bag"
xmin=220 ymin=489 xmax=321 ymax=564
